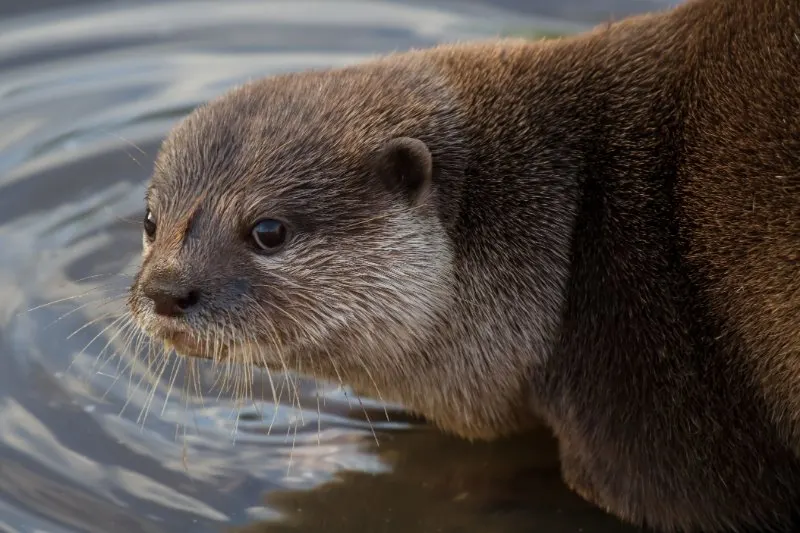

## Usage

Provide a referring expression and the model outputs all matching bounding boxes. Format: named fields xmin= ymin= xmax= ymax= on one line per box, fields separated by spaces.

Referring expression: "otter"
xmin=126 ymin=0 xmax=800 ymax=530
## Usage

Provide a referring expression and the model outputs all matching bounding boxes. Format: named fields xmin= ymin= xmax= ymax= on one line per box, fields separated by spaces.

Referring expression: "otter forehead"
xmin=148 ymin=59 xmax=464 ymax=217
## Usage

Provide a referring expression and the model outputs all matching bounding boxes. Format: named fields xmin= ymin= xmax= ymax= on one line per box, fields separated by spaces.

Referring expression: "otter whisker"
xmin=112 ymin=315 xmax=141 ymax=373
xmin=203 ymin=327 xmax=225 ymax=393
xmin=72 ymin=272 xmax=128 ymax=284
xmin=127 ymin=323 xmax=151 ymax=396
xmin=70 ymin=313 xmax=131 ymax=380
xmin=240 ymin=338 xmax=258 ymax=420
xmin=119 ymin=337 xmax=148 ymax=417
xmin=232 ymin=402 xmax=242 ymax=445
xmin=162 ymin=348 xmax=182 ymax=417
xmin=210 ymin=360 xmax=228 ymax=399
xmin=66 ymin=309 xmax=122 ymax=341
xmin=227 ymin=313 xmax=247 ymax=444
xmin=230 ymin=312 xmax=251 ymax=408
xmin=355 ymin=393 xmax=379 ymax=447
xmin=253 ymin=349 xmax=267 ymax=422
xmin=306 ymin=350 xmax=323 ymax=446
xmin=100 ymin=345 xmax=137 ymax=400
xmin=99 ymin=319 xmax=140 ymax=400
xmin=68 ymin=313 xmax=127 ymax=381
xmin=139 ymin=343 xmax=167 ymax=418
xmin=355 ymin=356 xmax=391 ymax=423
xmin=124 ymin=331 xmax=150 ymax=405
xmin=43 ymin=294 xmax=125 ymax=331
xmin=245 ymin=296 xmax=308 ymax=421
xmin=274 ymin=346 xmax=303 ymax=426
xmin=178 ymin=356 xmax=190 ymax=444
xmin=21 ymin=280 xmax=120 ymax=315
xmin=91 ymin=311 xmax=137 ymax=373
xmin=176 ymin=360 xmax=188 ymax=442
xmin=213 ymin=327 xmax=234 ymax=403
xmin=212 ymin=337 xmax=233 ymax=401
xmin=121 ymin=339 xmax=161 ymax=419
xmin=137 ymin=344 xmax=171 ymax=427
xmin=97 ymin=127 xmax=148 ymax=170
xmin=242 ymin=309 xmax=281 ymax=436
xmin=261 ymin=355 xmax=282 ymax=435
xmin=287 ymin=402 xmax=299 ymax=476
xmin=283 ymin=373 xmax=298 ymax=450
xmin=179 ymin=358 xmax=199 ymax=474
xmin=253 ymin=289 xmax=309 ymax=336
xmin=269 ymin=372 xmax=289 ymax=437
xmin=241 ymin=322 xmax=255 ymax=409
xmin=95 ymin=316 xmax=138 ymax=385
xmin=237 ymin=337 xmax=264 ymax=423
xmin=217 ymin=325 xmax=232 ymax=394
xmin=324 ymin=348 xmax=353 ymax=410
xmin=90 ymin=316 xmax=138 ymax=387
xmin=190 ymin=350 xmax=206 ymax=411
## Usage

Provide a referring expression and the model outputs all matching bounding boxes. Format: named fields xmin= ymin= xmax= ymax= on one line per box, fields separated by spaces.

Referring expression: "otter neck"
xmin=410 ymin=21 xmax=689 ymax=438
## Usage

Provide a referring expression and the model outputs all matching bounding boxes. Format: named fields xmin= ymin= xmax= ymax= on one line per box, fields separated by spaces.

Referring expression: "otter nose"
xmin=143 ymin=282 xmax=200 ymax=317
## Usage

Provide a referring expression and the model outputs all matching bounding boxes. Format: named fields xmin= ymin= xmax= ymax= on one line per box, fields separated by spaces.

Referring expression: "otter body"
xmin=128 ymin=0 xmax=800 ymax=530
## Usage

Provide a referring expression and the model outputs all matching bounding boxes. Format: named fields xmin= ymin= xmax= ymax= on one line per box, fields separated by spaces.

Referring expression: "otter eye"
xmin=251 ymin=219 xmax=288 ymax=252
xmin=143 ymin=209 xmax=157 ymax=240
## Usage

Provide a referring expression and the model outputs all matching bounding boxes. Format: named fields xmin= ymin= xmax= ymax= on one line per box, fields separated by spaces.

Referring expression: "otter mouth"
xmin=159 ymin=330 xmax=229 ymax=361
xmin=135 ymin=313 xmax=285 ymax=368
xmin=158 ymin=332 xmax=286 ymax=371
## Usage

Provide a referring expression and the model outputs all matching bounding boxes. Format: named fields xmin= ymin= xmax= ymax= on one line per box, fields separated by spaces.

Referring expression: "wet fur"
xmin=128 ymin=0 xmax=800 ymax=531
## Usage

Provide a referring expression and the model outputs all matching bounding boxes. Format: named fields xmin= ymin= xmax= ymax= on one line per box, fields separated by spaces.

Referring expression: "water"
xmin=0 ymin=1 xmax=668 ymax=531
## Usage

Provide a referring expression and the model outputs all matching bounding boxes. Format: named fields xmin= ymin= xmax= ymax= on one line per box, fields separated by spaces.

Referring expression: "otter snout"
xmin=141 ymin=278 xmax=201 ymax=317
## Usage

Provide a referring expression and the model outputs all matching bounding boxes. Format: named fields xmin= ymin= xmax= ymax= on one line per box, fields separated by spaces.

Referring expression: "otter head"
xmin=128 ymin=60 xmax=470 ymax=411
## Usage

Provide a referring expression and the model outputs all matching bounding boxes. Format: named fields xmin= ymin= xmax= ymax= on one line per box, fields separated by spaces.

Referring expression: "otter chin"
xmin=127 ymin=0 xmax=800 ymax=531
xmin=161 ymin=334 xmax=221 ymax=360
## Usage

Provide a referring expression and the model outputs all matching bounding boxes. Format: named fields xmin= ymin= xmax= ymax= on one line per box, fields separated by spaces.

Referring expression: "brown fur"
xmin=128 ymin=0 xmax=800 ymax=531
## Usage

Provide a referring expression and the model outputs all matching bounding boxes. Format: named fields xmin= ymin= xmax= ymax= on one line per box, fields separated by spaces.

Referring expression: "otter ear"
xmin=373 ymin=137 xmax=433 ymax=206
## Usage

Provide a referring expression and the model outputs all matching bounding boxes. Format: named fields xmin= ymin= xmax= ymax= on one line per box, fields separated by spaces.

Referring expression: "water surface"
xmin=0 ymin=1 xmax=666 ymax=531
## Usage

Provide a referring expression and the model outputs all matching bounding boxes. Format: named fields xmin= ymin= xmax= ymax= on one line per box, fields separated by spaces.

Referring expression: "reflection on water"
xmin=0 ymin=1 xmax=661 ymax=531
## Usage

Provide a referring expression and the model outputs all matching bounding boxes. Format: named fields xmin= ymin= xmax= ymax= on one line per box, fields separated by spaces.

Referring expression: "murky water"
xmin=0 ymin=1 xmax=667 ymax=531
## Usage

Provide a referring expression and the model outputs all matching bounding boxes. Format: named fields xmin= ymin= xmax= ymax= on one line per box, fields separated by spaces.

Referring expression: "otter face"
xmin=127 ymin=72 xmax=461 ymax=388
